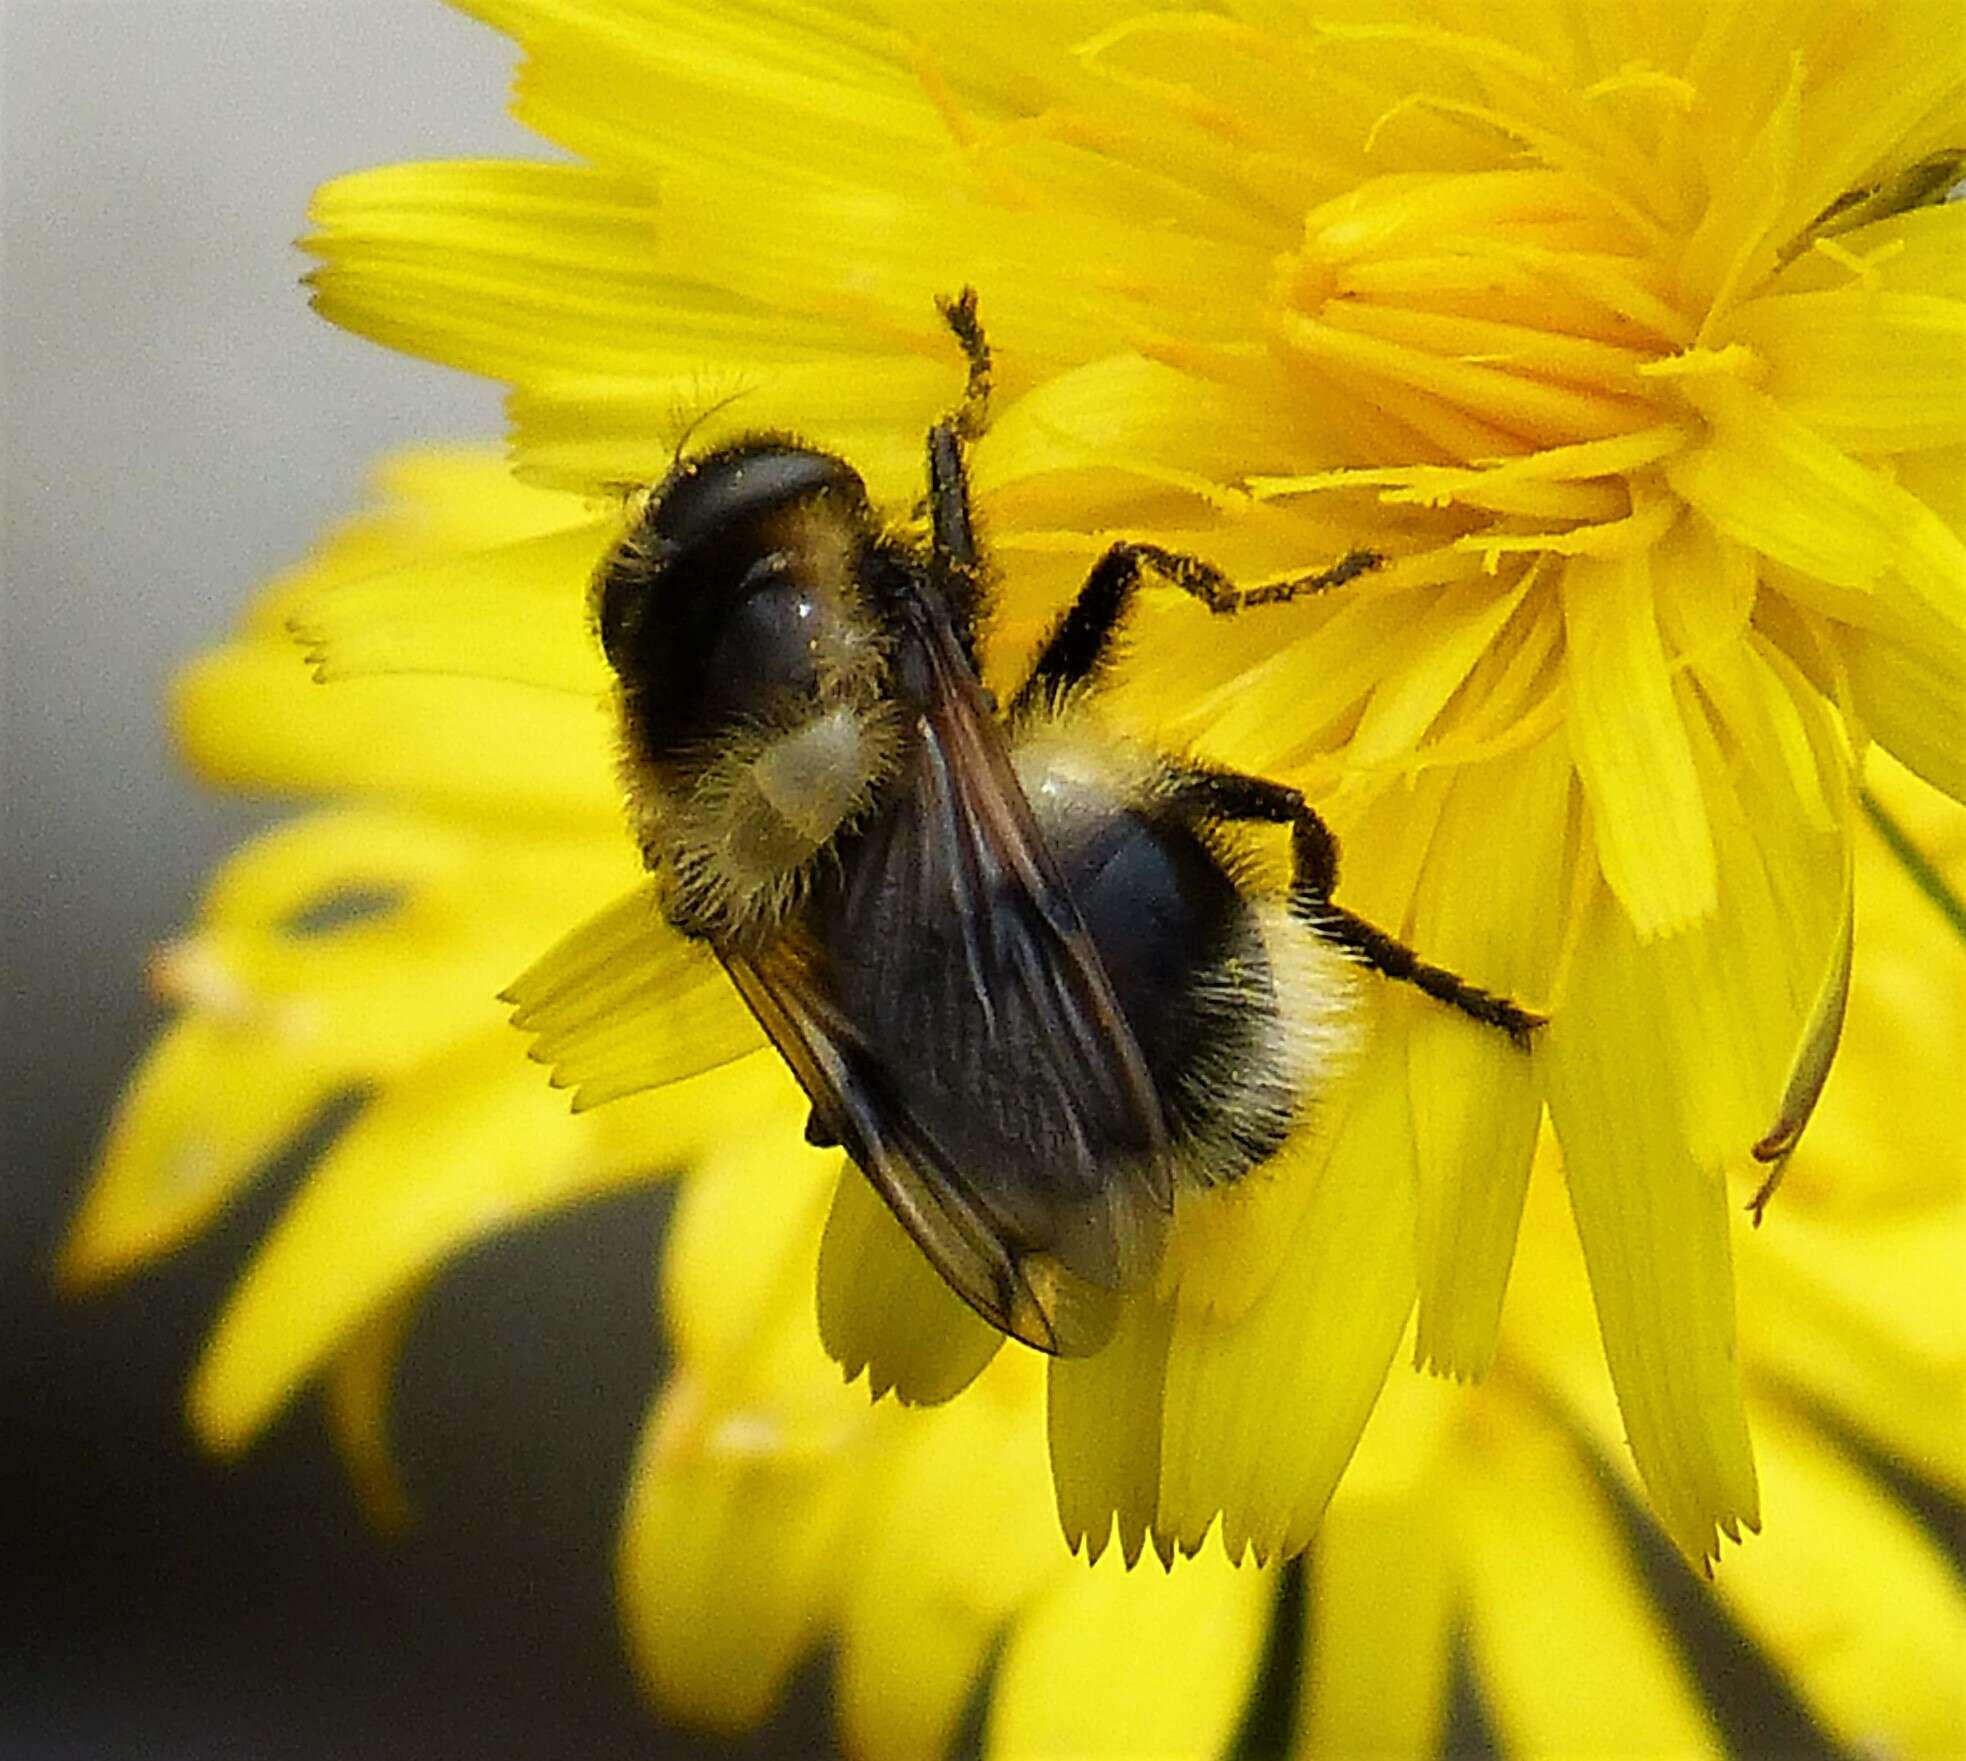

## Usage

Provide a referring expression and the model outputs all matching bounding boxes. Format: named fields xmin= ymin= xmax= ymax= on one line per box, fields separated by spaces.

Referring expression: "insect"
xmin=550 ymin=290 xmax=1543 ymax=1357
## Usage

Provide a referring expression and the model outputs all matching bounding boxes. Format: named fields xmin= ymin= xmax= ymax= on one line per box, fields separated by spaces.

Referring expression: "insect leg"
xmin=1010 ymin=540 xmax=1383 ymax=720
xmin=925 ymin=289 xmax=993 ymax=644
xmin=936 ymin=286 xmax=992 ymax=443
xmin=1165 ymin=764 xmax=1545 ymax=1047
xmin=1117 ymin=540 xmax=1384 ymax=614
xmin=1009 ymin=541 xmax=1149 ymax=717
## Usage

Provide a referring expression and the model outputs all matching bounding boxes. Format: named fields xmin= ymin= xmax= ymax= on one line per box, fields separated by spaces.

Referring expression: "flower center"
xmin=1272 ymin=166 xmax=1691 ymax=467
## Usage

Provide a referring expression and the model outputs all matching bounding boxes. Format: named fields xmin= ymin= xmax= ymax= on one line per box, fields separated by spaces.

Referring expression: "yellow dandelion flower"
xmin=68 ymin=0 xmax=1966 ymax=1593
xmin=65 ymin=439 xmax=1966 ymax=1752
xmin=611 ymin=753 xmax=1966 ymax=1759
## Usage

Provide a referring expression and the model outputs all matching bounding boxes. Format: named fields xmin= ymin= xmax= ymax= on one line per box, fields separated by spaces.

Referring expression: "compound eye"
xmin=696 ymin=556 xmax=835 ymax=727
xmin=595 ymin=557 xmax=641 ymax=673
xmin=594 ymin=508 xmax=676 ymax=674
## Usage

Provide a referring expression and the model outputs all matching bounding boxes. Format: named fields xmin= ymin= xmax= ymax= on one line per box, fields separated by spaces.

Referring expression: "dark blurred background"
xmin=2 ymin=6 xmax=806 ymax=1756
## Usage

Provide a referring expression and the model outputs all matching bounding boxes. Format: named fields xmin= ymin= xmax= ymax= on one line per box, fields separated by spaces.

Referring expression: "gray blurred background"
xmin=2 ymin=5 xmax=808 ymax=1755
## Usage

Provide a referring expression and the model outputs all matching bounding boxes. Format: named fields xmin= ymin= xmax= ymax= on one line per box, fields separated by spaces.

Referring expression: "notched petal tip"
xmin=815 ymin=1169 xmax=1003 ymax=1408
xmin=502 ymin=884 xmax=765 ymax=1106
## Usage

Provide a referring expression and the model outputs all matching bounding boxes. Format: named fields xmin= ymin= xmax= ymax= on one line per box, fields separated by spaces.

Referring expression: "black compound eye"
xmin=599 ymin=441 xmax=883 ymax=764
xmin=596 ymin=550 xmax=650 ymax=673
xmin=696 ymin=558 xmax=832 ymax=725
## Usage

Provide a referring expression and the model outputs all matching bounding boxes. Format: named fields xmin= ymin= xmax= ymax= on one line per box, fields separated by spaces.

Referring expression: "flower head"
xmin=70 ymin=0 xmax=1966 ymax=1612
xmin=67 ymin=447 xmax=1966 ymax=1753
xmin=614 ymin=751 xmax=1966 ymax=1759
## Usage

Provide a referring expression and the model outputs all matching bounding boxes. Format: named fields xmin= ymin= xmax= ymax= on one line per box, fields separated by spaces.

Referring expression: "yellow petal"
xmin=513 ymin=356 xmax=949 ymax=506
xmin=1154 ymin=1013 xmax=1421 ymax=1564
xmin=1662 ymin=664 xmax=1849 ymax=1170
xmin=1696 ymin=637 xmax=1856 ymax=1207
xmin=504 ymin=883 xmax=766 ymax=1110
xmin=657 ymin=1067 xmax=838 ymax=1376
xmin=189 ymin=1028 xmax=720 ymax=1451
xmin=59 ymin=1013 xmax=334 ymax=1288
xmin=814 ymin=1163 xmax=1005 ymax=1406
xmin=1772 ymin=15 xmax=1966 ymax=251
xmin=1678 ymin=38 xmax=1799 ymax=327
xmin=307 ymin=159 xmax=868 ymax=380
xmin=1769 ymin=754 xmax=1966 ymax=1215
xmin=616 ymin=1371 xmax=860 ymax=1736
xmin=290 ymin=519 xmax=617 ymax=693
xmin=974 ymin=352 xmax=1342 ymax=520
xmin=174 ymin=809 xmax=636 ymax=1077
xmin=1650 ymin=512 xmax=1759 ymax=667
xmin=67 ymin=807 xmax=633 ymax=1284
xmin=1560 ymin=541 xmax=1718 ymax=938
xmin=172 ymin=641 xmax=621 ymax=824
xmin=1540 ymin=864 xmax=1762 ymax=1567
xmin=1718 ymin=1409 xmax=1966 ymax=1761
xmin=1161 ymin=584 xmax=1440 ymax=776
xmin=499 ymin=6 xmax=938 ymax=211
xmin=322 ymin=1287 xmax=421 ymax=1532
xmin=985 ymin=1544 xmax=1273 ymax=1761
xmin=1405 ymin=735 xmax=1568 ymax=1378
xmin=1540 ymin=659 xmax=1848 ymax=1561
xmin=1046 ymin=1295 xmax=1174 ymax=1567
xmin=1346 ymin=572 xmax=1531 ymax=770
xmin=241 ymin=447 xmax=583 ymax=624
xmin=1739 ymin=1204 xmax=1966 ymax=1497
xmin=1723 ymin=289 xmax=1966 ymax=454
xmin=1296 ymin=1497 xmax=1453 ymax=1761
xmin=1295 ymin=1368 xmax=1458 ymax=1761
xmin=1845 ymin=613 xmax=1966 ymax=805
xmin=624 ymin=1106 xmax=884 ymax=1733
xmin=835 ymin=1354 xmax=1061 ymax=1761
xmin=1774 ymin=202 xmax=1966 ymax=301
xmin=1668 ymin=372 xmax=1966 ymax=617
xmin=1452 ymin=1386 xmax=1723 ymax=1758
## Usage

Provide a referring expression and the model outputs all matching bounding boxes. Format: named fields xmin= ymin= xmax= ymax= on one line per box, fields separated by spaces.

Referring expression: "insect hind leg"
xmin=1166 ymin=763 xmax=1545 ymax=1048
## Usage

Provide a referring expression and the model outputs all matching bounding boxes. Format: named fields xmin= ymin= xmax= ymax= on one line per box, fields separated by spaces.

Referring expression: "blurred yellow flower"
xmin=66 ymin=0 xmax=1965 ymax=1625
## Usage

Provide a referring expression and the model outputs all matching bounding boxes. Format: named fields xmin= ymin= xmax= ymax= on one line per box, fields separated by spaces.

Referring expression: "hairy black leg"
xmin=1009 ymin=542 xmax=1146 ymax=718
xmin=1165 ymin=763 xmax=1545 ymax=1047
xmin=925 ymin=288 xmax=993 ymax=648
xmin=936 ymin=286 xmax=991 ymax=442
xmin=1115 ymin=540 xmax=1383 ymax=614
xmin=1010 ymin=540 xmax=1384 ymax=721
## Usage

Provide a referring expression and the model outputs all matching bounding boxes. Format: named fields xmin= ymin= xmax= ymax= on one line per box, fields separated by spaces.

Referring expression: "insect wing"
xmin=919 ymin=610 xmax=1175 ymax=1174
xmin=723 ymin=936 xmax=1126 ymax=1356
xmin=762 ymin=606 xmax=1172 ymax=1348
